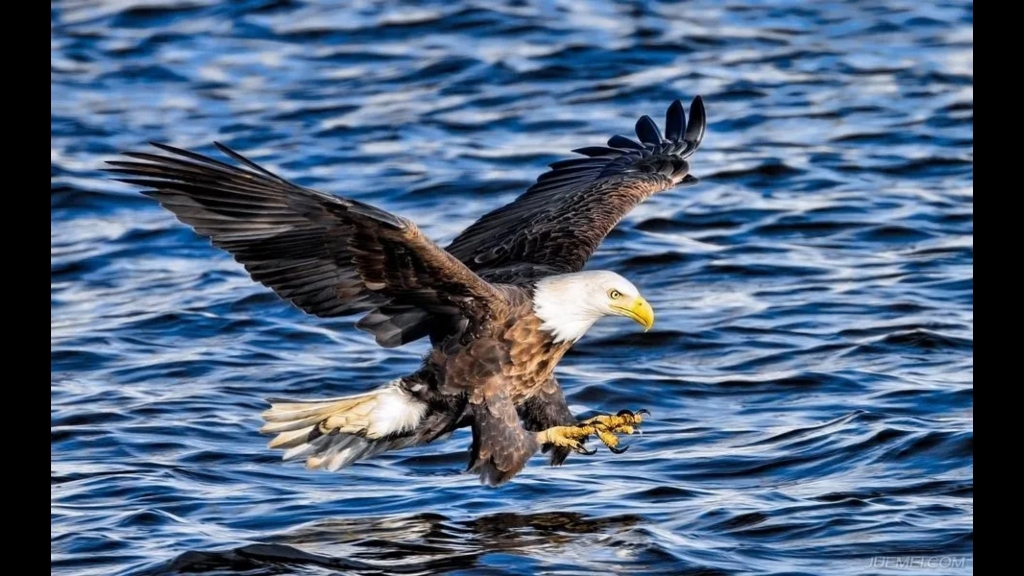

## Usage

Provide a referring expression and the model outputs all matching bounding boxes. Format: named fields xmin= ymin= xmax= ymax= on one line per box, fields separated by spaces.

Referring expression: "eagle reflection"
xmin=159 ymin=512 xmax=646 ymax=575
xmin=281 ymin=511 xmax=644 ymax=566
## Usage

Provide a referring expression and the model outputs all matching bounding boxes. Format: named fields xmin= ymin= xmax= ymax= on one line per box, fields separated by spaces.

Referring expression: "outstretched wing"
xmin=447 ymin=96 xmax=706 ymax=280
xmin=107 ymin=143 xmax=503 ymax=343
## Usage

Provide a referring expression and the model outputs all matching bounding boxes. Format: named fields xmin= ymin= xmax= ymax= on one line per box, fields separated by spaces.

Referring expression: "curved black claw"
xmin=614 ymin=408 xmax=651 ymax=419
xmin=575 ymin=444 xmax=597 ymax=456
xmin=607 ymin=444 xmax=630 ymax=455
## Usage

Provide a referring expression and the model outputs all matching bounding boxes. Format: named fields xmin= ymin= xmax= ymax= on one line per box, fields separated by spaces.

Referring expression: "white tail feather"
xmin=260 ymin=379 xmax=427 ymax=471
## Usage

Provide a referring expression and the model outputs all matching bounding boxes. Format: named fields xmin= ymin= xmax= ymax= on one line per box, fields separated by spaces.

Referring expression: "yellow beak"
xmin=612 ymin=295 xmax=655 ymax=331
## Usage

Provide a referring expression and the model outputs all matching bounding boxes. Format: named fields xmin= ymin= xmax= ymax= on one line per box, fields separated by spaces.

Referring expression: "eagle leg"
xmin=517 ymin=377 xmax=580 ymax=466
xmin=535 ymin=426 xmax=597 ymax=455
xmin=536 ymin=409 xmax=647 ymax=456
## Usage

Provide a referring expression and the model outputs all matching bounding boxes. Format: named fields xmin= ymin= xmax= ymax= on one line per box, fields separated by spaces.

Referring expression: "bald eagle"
xmin=108 ymin=96 xmax=706 ymax=485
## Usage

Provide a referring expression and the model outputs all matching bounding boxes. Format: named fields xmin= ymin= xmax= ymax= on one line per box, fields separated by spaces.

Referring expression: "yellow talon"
xmin=583 ymin=409 xmax=646 ymax=433
xmin=538 ymin=409 xmax=648 ymax=455
xmin=595 ymin=428 xmax=623 ymax=451
xmin=536 ymin=425 xmax=597 ymax=455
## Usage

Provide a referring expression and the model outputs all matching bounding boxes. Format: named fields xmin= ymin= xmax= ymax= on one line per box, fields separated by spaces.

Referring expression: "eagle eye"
xmin=609 ymin=289 xmax=622 ymax=300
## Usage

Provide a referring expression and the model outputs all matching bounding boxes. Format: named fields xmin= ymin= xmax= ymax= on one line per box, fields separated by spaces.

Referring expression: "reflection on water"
xmin=151 ymin=512 xmax=649 ymax=575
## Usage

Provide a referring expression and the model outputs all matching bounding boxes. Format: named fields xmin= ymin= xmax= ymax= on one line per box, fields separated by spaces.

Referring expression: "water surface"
xmin=51 ymin=1 xmax=973 ymax=574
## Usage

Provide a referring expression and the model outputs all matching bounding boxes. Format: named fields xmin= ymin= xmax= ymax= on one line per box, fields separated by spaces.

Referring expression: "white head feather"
xmin=532 ymin=270 xmax=650 ymax=344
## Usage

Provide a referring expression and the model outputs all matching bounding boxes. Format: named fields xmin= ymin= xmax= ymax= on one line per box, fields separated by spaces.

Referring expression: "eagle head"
xmin=532 ymin=270 xmax=654 ymax=344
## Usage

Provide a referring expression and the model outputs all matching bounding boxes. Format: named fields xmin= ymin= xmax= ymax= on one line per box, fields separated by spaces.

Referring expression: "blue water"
xmin=51 ymin=1 xmax=973 ymax=574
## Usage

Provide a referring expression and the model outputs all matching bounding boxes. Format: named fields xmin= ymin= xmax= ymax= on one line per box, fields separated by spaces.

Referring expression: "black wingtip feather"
xmin=684 ymin=95 xmax=706 ymax=147
xmin=607 ymin=134 xmax=645 ymax=151
xmin=149 ymin=141 xmax=227 ymax=167
xmin=664 ymin=99 xmax=685 ymax=141
xmin=148 ymin=141 xmax=195 ymax=157
xmin=135 ymin=143 xmax=245 ymax=175
xmin=572 ymin=146 xmax=621 ymax=158
xmin=634 ymin=115 xmax=662 ymax=145
xmin=213 ymin=141 xmax=289 ymax=182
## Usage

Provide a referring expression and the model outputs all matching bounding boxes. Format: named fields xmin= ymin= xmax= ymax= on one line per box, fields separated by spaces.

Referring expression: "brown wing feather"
xmin=469 ymin=387 xmax=539 ymax=486
xmin=446 ymin=96 xmax=706 ymax=279
xmin=107 ymin=143 xmax=502 ymax=336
